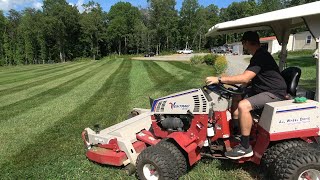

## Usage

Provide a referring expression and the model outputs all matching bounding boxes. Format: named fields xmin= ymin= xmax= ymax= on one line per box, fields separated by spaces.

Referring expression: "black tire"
xmin=136 ymin=146 xmax=178 ymax=180
xmin=127 ymin=110 xmax=139 ymax=119
xmin=157 ymin=139 xmax=188 ymax=177
xmin=260 ymin=140 xmax=308 ymax=177
xmin=274 ymin=146 xmax=320 ymax=180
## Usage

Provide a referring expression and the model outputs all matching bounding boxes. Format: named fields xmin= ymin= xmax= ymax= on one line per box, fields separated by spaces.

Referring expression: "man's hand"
xmin=205 ymin=76 xmax=219 ymax=85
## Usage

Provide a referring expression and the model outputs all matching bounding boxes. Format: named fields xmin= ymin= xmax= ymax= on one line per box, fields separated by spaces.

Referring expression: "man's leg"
xmin=225 ymin=92 xmax=282 ymax=159
xmin=238 ymin=99 xmax=253 ymax=137
xmin=231 ymin=94 xmax=242 ymax=135
xmin=225 ymin=99 xmax=254 ymax=159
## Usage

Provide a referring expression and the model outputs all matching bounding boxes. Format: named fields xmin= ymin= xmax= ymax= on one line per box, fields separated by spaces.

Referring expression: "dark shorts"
xmin=245 ymin=89 xmax=283 ymax=110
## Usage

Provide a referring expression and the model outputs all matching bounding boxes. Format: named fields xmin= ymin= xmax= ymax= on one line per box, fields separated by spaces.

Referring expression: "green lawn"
xmin=285 ymin=55 xmax=316 ymax=90
xmin=0 ymin=58 xmax=259 ymax=179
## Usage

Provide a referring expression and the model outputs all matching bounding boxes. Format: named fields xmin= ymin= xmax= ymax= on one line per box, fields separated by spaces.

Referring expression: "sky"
xmin=0 ymin=0 xmax=244 ymax=13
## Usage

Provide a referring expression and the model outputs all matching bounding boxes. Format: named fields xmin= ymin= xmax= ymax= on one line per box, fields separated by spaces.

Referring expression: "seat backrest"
xmin=280 ymin=67 xmax=301 ymax=96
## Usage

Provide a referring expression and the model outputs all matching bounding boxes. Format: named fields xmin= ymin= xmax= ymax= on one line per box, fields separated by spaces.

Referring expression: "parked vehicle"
xmin=144 ymin=52 xmax=155 ymax=57
xmin=177 ymin=49 xmax=193 ymax=54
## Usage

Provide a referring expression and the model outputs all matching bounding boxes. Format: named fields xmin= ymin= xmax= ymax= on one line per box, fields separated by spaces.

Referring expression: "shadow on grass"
xmin=199 ymin=158 xmax=266 ymax=180
xmin=286 ymin=56 xmax=316 ymax=68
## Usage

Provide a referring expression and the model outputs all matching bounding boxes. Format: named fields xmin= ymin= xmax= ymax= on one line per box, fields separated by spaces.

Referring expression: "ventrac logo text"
xmin=169 ymin=102 xmax=190 ymax=110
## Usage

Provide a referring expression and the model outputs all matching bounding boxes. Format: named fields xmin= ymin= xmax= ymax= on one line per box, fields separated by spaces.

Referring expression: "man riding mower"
xmin=82 ymin=2 xmax=320 ymax=180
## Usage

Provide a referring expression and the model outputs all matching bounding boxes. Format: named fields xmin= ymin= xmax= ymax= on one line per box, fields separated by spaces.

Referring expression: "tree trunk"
xmin=199 ymin=34 xmax=201 ymax=51
xmin=118 ymin=39 xmax=121 ymax=55
xmin=125 ymin=36 xmax=127 ymax=54
xmin=166 ymin=36 xmax=169 ymax=51
xmin=91 ymin=41 xmax=95 ymax=60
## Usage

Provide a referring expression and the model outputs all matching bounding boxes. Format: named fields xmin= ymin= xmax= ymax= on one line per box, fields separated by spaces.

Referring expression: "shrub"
xmin=190 ymin=55 xmax=204 ymax=65
xmin=203 ymin=54 xmax=218 ymax=66
xmin=214 ymin=55 xmax=228 ymax=74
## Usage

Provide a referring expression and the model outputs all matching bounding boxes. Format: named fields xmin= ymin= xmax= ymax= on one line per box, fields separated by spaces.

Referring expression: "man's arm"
xmin=221 ymin=70 xmax=256 ymax=84
xmin=206 ymin=70 xmax=256 ymax=85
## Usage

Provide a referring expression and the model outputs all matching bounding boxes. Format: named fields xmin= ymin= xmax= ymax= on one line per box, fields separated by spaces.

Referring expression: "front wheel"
xmin=136 ymin=146 xmax=177 ymax=180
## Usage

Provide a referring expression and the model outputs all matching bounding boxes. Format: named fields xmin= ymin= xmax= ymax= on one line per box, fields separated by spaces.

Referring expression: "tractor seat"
xmin=281 ymin=67 xmax=301 ymax=97
xmin=250 ymin=67 xmax=301 ymax=122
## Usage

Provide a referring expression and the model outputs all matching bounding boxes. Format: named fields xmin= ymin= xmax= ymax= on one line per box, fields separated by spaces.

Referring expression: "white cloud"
xmin=0 ymin=0 xmax=42 ymax=11
xmin=75 ymin=0 xmax=84 ymax=13
xmin=33 ymin=1 xmax=42 ymax=10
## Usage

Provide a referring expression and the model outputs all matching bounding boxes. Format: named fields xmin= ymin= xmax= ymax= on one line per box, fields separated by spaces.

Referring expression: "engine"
xmin=156 ymin=114 xmax=193 ymax=131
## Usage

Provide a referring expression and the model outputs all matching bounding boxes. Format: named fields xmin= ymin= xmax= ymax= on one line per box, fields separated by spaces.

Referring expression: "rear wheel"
xmin=156 ymin=139 xmax=188 ymax=177
xmin=261 ymin=140 xmax=308 ymax=177
xmin=136 ymin=146 xmax=178 ymax=180
xmin=274 ymin=146 xmax=320 ymax=180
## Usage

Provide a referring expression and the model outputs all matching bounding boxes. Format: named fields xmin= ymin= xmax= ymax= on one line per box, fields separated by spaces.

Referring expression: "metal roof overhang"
xmin=206 ymin=1 xmax=320 ymax=45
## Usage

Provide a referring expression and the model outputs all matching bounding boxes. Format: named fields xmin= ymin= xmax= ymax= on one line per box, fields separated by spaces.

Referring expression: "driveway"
xmin=225 ymin=55 xmax=251 ymax=76
xmin=131 ymin=53 xmax=209 ymax=61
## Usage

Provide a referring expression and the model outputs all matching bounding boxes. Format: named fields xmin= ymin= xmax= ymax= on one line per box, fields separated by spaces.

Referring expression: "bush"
xmin=73 ymin=57 xmax=93 ymax=62
xmin=214 ymin=56 xmax=228 ymax=74
xmin=190 ymin=55 xmax=204 ymax=65
xmin=203 ymin=54 xmax=218 ymax=66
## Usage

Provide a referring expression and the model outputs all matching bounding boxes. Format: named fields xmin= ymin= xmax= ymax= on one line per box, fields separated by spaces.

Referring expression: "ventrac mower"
xmin=82 ymin=2 xmax=320 ymax=180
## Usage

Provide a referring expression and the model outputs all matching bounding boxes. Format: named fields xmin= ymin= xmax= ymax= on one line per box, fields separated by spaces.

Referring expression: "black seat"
xmin=280 ymin=67 xmax=301 ymax=97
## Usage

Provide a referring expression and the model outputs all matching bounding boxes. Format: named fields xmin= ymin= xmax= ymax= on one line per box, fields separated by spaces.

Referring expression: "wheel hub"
xmin=299 ymin=169 xmax=320 ymax=180
xmin=143 ymin=164 xmax=159 ymax=180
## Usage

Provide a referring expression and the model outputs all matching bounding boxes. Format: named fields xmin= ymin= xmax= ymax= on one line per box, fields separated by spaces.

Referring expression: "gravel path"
xmin=225 ymin=55 xmax=251 ymax=76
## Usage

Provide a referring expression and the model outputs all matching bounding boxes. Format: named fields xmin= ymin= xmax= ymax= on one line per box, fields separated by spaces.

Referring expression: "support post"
xmin=278 ymin=30 xmax=290 ymax=71
xmin=316 ymin=37 xmax=320 ymax=101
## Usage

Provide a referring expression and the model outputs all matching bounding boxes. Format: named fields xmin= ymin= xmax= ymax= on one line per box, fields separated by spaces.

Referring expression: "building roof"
xmin=260 ymin=36 xmax=277 ymax=42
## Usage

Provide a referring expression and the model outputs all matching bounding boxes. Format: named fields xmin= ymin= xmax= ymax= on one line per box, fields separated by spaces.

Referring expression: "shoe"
xmin=225 ymin=144 xmax=253 ymax=160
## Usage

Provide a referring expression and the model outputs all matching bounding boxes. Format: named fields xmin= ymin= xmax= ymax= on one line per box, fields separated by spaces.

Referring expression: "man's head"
xmin=241 ymin=31 xmax=260 ymax=55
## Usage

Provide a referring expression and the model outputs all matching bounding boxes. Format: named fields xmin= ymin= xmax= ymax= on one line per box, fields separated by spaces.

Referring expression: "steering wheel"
xmin=217 ymin=83 xmax=245 ymax=95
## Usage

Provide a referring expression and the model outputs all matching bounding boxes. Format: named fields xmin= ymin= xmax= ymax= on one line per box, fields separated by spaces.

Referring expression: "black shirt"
xmin=246 ymin=48 xmax=287 ymax=98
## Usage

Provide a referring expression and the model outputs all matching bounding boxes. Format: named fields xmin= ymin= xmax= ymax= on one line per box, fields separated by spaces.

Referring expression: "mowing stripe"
xmin=0 ymin=61 xmax=86 ymax=79
xmin=128 ymin=60 xmax=155 ymax=107
xmin=0 ymin=60 xmax=114 ymax=119
xmin=143 ymin=61 xmax=177 ymax=88
xmin=0 ymin=59 xmax=123 ymax=168
xmin=0 ymin=60 xmax=131 ymax=178
xmin=0 ymin=63 xmax=68 ymax=74
xmin=0 ymin=61 xmax=91 ymax=90
xmin=168 ymin=61 xmax=202 ymax=72
xmin=0 ymin=61 xmax=88 ymax=85
xmin=155 ymin=61 xmax=192 ymax=80
xmin=0 ymin=60 xmax=217 ymax=179
xmin=0 ymin=61 xmax=106 ymax=108
xmin=0 ymin=61 xmax=95 ymax=95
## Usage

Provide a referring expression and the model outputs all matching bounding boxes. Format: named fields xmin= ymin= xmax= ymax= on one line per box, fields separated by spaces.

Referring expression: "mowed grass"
xmin=0 ymin=58 xmax=260 ymax=179
xmin=285 ymin=55 xmax=316 ymax=90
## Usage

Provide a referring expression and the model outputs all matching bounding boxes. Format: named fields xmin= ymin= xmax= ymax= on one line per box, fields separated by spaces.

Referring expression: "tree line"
xmin=0 ymin=0 xmax=316 ymax=65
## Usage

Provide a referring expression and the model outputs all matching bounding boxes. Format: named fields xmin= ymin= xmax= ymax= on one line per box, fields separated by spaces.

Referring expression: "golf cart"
xmin=82 ymin=2 xmax=320 ymax=180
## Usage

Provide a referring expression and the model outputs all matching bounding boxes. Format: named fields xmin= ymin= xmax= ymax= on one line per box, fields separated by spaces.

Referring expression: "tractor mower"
xmin=82 ymin=2 xmax=320 ymax=180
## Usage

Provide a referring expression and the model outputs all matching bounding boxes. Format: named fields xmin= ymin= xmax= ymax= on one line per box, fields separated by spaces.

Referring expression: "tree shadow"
xmin=286 ymin=56 xmax=316 ymax=68
xmin=199 ymin=157 xmax=268 ymax=180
